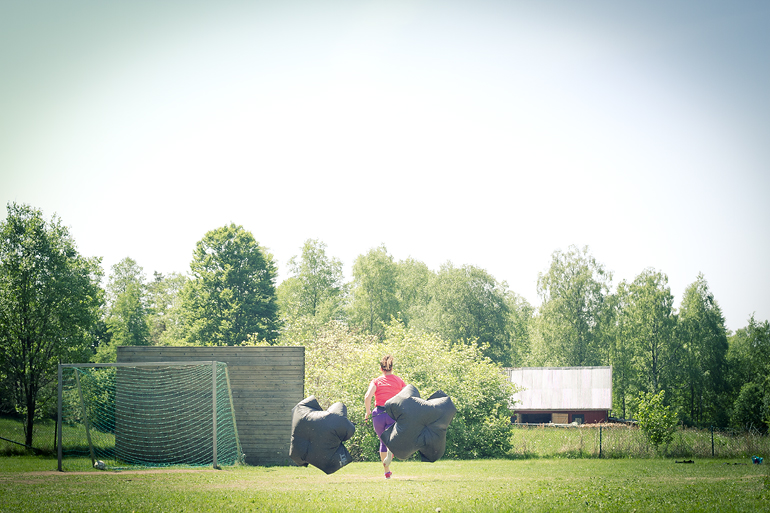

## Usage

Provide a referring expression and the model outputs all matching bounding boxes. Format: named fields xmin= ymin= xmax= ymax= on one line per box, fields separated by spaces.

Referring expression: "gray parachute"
xmin=380 ymin=384 xmax=457 ymax=462
xmin=289 ymin=396 xmax=355 ymax=474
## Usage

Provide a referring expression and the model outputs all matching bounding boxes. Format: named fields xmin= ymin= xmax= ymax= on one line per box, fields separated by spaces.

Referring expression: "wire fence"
xmin=4 ymin=415 xmax=769 ymax=462
xmin=509 ymin=423 xmax=770 ymax=459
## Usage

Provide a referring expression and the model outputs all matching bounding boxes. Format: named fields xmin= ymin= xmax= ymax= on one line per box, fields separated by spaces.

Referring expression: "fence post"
xmin=599 ymin=426 xmax=602 ymax=458
xmin=212 ymin=361 xmax=218 ymax=469
xmin=57 ymin=364 xmax=63 ymax=472
xmin=711 ymin=426 xmax=715 ymax=457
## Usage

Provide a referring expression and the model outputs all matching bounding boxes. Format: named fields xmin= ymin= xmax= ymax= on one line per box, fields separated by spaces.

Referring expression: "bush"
xmin=635 ymin=390 xmax=678 ymax=451
xmin=287 ymin=320 xmax=515 ymax=460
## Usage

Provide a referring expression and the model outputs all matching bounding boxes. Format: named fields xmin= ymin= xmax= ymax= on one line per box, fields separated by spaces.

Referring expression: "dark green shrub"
xmin=731 ymin=381 xmax=766 ymax=433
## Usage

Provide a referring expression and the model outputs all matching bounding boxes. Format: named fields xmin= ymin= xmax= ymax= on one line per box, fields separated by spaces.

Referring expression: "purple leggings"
xmin=372 ymin=406 xmax=395 ymax=453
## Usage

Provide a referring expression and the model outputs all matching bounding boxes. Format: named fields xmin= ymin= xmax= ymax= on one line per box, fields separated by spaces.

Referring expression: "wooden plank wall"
xmin=116 ymin=346 xmax=304 ymax=466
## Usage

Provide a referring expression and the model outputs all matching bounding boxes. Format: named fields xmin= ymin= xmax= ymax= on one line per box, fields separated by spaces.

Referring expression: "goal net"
xmin=57 ymin=361 xmax=243 ymax=471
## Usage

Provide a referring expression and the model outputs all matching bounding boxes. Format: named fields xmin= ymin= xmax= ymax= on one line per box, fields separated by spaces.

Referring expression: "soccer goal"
xmin=57 ymin=361 xmax=243 ymax=471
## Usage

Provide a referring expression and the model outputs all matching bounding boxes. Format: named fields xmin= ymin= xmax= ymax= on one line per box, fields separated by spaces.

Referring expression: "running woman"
xmin=364 ymin=355 xmax=406 ymax=479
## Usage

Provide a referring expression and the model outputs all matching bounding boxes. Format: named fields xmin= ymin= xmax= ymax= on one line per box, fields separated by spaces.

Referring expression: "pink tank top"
xmin=373 ymin=374 xmax=406 ymax=407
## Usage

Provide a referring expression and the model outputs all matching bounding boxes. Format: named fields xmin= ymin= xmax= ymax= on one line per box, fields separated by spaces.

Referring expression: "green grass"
xmin=1 ymin=456 xmax=768 ymax=512
xmin=0 ymin=416 xmax=57 ymax=456
xmin=3 ymin=416 xmax=770 ymax=511
xmin=1 ymin=414 xmax=115 ymax=458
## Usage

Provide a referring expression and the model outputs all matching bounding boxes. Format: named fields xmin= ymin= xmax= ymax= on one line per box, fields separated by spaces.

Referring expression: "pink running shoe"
xmin=385 ymin=471 xmax=392 ymax=479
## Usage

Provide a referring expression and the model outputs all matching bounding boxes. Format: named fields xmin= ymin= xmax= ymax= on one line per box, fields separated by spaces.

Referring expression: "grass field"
xmin=1 ymin=455 xmax=768 ymax=512
xmin=3 ymin=416 xmax=770 ymax=511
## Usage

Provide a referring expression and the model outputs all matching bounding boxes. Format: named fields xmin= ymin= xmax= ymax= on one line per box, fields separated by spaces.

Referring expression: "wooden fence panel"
xmin=117 ymin=346 xmax=304 ymax=466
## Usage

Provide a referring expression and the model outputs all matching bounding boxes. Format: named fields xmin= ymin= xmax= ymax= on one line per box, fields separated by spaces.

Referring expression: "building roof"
xmin=505 ymin=366 xmax=612 ymax=411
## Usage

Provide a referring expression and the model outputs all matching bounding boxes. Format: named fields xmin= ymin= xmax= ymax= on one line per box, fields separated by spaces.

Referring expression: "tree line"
xmin=2 ymin=203 xmax=769 ymax=447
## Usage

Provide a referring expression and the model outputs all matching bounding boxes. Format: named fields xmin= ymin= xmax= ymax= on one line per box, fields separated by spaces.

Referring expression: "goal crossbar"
xmin=60 ymin=361 xmax=222 ymax=368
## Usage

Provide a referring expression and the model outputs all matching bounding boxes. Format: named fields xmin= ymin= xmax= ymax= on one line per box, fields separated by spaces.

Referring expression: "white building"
xmin=505 ymin=366 xmax=613 ymax=424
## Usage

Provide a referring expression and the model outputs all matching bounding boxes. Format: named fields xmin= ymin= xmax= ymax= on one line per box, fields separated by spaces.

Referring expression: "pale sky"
xmin=2 ymin=0 xmax=768 ymax=332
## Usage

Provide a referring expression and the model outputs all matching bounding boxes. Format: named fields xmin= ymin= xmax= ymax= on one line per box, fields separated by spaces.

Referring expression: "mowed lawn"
xmin=1 ymin=457 xmax=768 ymax=512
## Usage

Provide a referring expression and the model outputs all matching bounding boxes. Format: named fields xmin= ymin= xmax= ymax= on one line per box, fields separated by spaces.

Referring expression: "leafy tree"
xmin=95 ymin=257 xmax=150 ymax=362
xmin=394 ymin=257 xmax=433 ymax=330
xmin=349 ymin=245 xmax=399 ymax=338
xmin=289 ymin=239 xmax=345 ymax=319
xmin=504 ymin=290 xmax=534 ymax=366
xmin=622 ymin=269 xmax=680 ymax=396
xmin=606 ymin=282 xmax=635 ymax=419
xmin=745 ymin=316 xmax=770 ymax=375
xmin=277 ymin=239 xmax=345 ymax=341
xmin=727 ymin=317 xmax=770 ymax=392
xmin=179 ymin=224 xmax=280 ymax=345
xmin=422 ymin=263 xmax=514 ymax=366
xmin=0 ymin=203 xmax=102 ymax=446
xmin=275 ymin=278 xmax=306 ymax=341
xmin=104 ymin=257 xmax=144 ymax=305
xmin=146 ymin=271 xmax=188 ymax=345
xmin=676 ymin=274 xmax=729 ymax=426
xmin=535 ymin=245 xmax=612 ymax=366
xmin=726 ymin=324 xmax=755 ymax=413
xmin=726 ymin=317 xmax=770 ymax=432
xmin=635 ymin=390 xmax=678 ymax=450
xmin=731 ymin=382 xmax=766 ymax=432
xmin=349 ymin=253 xmax=530 ymax=366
